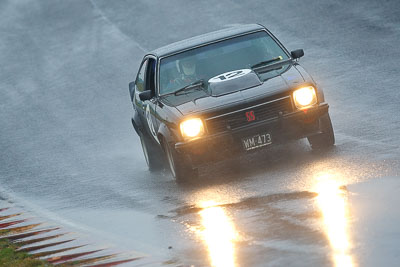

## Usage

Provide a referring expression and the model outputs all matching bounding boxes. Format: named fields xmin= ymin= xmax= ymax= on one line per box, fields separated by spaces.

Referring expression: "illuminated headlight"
xmin=180 ymin=118 xmax=205 ymax=140
xmin=293 ymin=86 xmax=317 ymax=109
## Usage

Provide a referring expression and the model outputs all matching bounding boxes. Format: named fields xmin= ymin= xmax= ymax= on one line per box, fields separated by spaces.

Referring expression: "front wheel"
xmin=307 ymin=113 xmax=335 ymax=150
xmin=163 ymin=140 xmax=197 ymax=182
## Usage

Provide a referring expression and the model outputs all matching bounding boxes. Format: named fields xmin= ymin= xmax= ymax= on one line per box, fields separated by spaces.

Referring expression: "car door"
xmin=134 ymin=57 xmax=159 ymax=142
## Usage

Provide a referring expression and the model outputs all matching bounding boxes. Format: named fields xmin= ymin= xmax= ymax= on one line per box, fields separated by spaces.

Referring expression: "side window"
xmin=135 ymin=60 xmax=148 ymax=93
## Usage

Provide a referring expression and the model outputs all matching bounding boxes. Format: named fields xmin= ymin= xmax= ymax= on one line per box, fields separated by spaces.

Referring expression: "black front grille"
xmin=206 ymin=96 xmax=293 ymax=134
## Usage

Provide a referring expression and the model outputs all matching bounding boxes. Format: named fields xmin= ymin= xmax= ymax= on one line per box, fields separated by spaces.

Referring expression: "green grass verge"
xmin=0 ymin=239 xmax=52 ymax=267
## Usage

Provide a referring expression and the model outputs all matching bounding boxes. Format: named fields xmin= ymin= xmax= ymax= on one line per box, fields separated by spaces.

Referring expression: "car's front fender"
xmin=157 ymin=122 xmax=180 ymax=147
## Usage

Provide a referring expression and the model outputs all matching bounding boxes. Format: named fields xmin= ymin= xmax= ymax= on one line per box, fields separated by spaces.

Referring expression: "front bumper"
xmin=175 ymin=103 xmax=329 ymax=165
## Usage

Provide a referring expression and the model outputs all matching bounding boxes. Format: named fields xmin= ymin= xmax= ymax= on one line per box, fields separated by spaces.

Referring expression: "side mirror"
xmin=139 ymin=90 xmax=152 ymax=101
xmin=291 ymin=49 xmax=304 ymax=59
xmin=129 ymin=81 xmax=135 ymax=101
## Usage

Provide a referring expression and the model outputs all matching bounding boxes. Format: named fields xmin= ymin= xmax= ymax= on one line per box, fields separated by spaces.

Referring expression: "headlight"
xmin=293 ymin=86 xmax=317 ymax=109
xmin=180 ymin=118 xmax=205 ymax=140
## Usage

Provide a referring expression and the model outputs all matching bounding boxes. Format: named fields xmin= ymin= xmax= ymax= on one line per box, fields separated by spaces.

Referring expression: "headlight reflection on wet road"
xmin=315 ymin=174 xmax=354 ymax=267
xmin=197 ymin=201 xmax=238 ymax=267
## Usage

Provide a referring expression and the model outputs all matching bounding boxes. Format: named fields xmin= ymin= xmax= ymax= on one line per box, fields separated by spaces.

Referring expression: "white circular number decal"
xmin=208 ymin=69 xmax=251 ymax=83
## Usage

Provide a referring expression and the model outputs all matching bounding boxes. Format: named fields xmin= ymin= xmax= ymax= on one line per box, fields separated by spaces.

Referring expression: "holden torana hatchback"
xmin=129 ymin=24 xmax=334 ymax=181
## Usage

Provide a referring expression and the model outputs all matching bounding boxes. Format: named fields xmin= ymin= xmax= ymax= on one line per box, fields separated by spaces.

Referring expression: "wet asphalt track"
xmin=1 ymin=0 xmax=400 ymax=266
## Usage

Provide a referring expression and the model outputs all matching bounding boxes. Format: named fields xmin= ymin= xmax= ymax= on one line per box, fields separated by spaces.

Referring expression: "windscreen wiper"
xmin=173 ymin=79 xmax=205 ymax=96
xmin=251 ymin=56 xmax=283 ymax=69
xmin=251 ymin=58 xmax=292 ymax=74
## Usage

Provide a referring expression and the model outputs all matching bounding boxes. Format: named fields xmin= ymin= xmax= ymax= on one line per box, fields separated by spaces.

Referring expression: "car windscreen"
xmin=159 ymin=31 xmax=289 ymax=95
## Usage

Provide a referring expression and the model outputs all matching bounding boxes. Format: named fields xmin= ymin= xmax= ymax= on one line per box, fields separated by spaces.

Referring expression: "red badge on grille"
xmin=245 ymin=110 xmax=256 ymax=122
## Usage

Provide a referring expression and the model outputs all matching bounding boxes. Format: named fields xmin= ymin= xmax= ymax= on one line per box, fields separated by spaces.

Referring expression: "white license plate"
xmin=242 ymin=133 xmax=272 ymax=151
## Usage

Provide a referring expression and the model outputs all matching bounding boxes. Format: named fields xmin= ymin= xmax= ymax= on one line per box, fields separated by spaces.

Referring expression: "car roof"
xmin=148 ymin=24 xmax=265 ymax=58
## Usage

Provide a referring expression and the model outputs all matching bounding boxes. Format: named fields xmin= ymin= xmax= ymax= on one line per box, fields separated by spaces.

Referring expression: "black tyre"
xmin=162 ymin=140 xmax=197 ymax=182
xmin=307 ymin=113 xmax=335 ymax=150
xmin=139 ymin=133 xmax=163 ymax=171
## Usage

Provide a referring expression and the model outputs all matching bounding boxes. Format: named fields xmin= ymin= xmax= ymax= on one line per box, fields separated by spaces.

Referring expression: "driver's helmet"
xmin=179 ymin=57 xmax=196 ymax=76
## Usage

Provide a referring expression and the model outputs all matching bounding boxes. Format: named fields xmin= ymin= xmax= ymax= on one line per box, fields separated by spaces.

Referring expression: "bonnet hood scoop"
xmin=208 ymin=69 xmax=262 ymax=96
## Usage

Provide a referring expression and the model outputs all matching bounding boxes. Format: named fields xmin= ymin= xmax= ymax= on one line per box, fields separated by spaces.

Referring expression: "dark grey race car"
xmin=129 ymin=24 xmax=334 ymax=181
